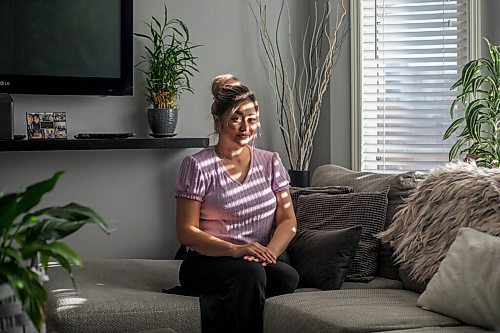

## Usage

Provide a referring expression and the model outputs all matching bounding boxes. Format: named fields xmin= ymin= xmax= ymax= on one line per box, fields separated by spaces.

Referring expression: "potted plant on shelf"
xmin=0 ymin=171 xmax=109 ymax=332
xmin=251 ymin=0 xmax=348 ymax=186
xmin=444 ymin=38 xmax=500 ymax=168
xmin=135 ymin=5 xmax=200 ymax=137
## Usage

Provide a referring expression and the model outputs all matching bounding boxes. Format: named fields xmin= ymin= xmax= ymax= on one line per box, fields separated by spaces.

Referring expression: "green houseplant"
xmin=135 ymin=5 xmax=200 ymax=135
xmin=0 ymin=171 xmax=109 ymax=331
xmin=444 ymin=38 xmax=500 ymax=168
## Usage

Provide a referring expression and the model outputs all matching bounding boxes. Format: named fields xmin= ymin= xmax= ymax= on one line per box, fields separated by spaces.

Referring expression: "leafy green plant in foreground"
xmin=0 ymin=171 xmax=109 ymax=330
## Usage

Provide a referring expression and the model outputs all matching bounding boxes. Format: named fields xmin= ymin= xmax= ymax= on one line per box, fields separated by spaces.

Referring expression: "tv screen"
xmin=0 ymin=0 xmax=133 ymax=96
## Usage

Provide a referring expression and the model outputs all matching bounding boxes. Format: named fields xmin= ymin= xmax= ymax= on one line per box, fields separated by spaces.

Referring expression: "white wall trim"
xmin=350 ymin=0 xmax=361 ymax=171
xmin=469 ymin=0 xmax=481 ymax=60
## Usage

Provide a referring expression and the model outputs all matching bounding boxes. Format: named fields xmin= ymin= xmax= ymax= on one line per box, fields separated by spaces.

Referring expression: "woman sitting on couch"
xmin=175 ymin=74 xmax=299 ymax=333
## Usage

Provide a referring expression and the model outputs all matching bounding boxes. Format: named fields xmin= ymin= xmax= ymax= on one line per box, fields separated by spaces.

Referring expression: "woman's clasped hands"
xmin=231 ymin=242 xmax=277 ymax=266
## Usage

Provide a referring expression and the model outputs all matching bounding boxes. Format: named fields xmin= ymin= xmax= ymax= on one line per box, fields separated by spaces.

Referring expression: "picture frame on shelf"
xmin=26 ymin=112 xmax=67 ymax=140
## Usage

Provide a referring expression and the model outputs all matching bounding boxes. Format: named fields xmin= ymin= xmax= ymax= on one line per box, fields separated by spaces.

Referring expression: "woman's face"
xmin=218 ymin=98 xmax=259 ymax=147
xmin=33 ymin=115 xmax=40 ymax=123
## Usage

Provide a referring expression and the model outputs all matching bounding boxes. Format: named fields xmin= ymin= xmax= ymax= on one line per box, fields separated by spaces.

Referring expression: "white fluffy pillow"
xmin=417 ymin=228 xmax=500 ymax=331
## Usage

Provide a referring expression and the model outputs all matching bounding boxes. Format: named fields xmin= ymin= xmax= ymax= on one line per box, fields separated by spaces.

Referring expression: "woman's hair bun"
xmin=211 ymin=74 xmax=241 ymax=98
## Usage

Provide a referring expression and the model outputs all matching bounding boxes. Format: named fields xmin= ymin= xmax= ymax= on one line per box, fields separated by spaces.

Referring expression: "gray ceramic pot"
xmin=0 ymin=283 xmax=37 ymax=332
xmin=147 ymin=106 xmax=179 ymax=134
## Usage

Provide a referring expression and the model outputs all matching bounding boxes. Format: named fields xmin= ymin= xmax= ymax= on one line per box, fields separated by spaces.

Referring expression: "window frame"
xmin=350 ymin=0 xmax=481 ymax=172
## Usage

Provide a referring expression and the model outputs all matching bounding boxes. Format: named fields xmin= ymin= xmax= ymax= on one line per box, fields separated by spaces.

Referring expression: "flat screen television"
xmin=0 ymin=0 xmax=133 ymax=96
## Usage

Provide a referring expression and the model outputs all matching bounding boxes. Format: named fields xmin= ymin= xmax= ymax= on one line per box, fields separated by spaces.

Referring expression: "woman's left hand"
xmin=243 ymin=255 xmax=269 ymax=265
xmin=243 ymin=246 xmax=278 ymax=266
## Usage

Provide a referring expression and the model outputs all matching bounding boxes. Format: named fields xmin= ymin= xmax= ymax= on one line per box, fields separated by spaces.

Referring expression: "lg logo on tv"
xmin=0 ymin=81 xmax=11 ymax=86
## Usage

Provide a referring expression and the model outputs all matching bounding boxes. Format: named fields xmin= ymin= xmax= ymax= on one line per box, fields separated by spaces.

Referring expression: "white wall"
xmin=0 ymin=0 xmax=324 ymax=259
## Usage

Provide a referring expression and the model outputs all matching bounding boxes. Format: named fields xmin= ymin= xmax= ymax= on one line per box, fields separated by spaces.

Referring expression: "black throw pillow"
xmin=287 ymin=225 xmax=362 ymax=290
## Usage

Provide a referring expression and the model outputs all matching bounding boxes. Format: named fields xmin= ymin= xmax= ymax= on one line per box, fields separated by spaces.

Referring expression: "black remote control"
xmin=75 ymin=133 xmax=135 ymax=139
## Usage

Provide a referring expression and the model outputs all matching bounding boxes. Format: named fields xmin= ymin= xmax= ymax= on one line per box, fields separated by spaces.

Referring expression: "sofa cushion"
xmin=375 ymin=327 xmax=490 ymax=333
xmin=295 ymin=277 xmax=403 ymax=292
xmin=341 ymin=277 xmax=402 ymax=290
xmin=140 ymin=329 xmax=178 ymax=333
xmin=287 ymin=226 xmax=362 ymax=290
xmin=417 ymin=228 xmax=500 ymax=331
xmin=264 ymin=289 xmax=461 ymax=333
xmin=295 ymin=190 xmax=388 ymax=282
xmin=45 ymin=259 xmax=200 ymax=333
xmin=45 ymin=259 xmax=407 ymax=333
xmin=311 ymin=165 xmax=425 ymax=230
xmin=289 ymin=185 xmax=353 ymax=213
xmin=311 ymin=164 xmax=425 ymax=280
xmin=398 ymin=268 xmax=427 ymax=294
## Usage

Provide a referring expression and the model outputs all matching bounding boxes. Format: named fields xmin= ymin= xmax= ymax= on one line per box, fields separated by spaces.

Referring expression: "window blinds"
xmin=360 ymin=0 xmax=468 ymax=172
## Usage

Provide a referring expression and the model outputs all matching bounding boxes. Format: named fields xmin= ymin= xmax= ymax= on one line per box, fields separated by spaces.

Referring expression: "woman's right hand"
xmin=230 ymin=242 xmax=277 ymax=265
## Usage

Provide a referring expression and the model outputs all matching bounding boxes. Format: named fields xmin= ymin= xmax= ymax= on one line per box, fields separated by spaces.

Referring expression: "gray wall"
xmin=481 ymin=0 xmax=500 ymax=49
xmin=295 ymin=0 xmax=352 ymax=172
xmin=1 ymin=1 xmax=495 ymax=259
xmin=0 ymin=0 xmax=325 ymax=259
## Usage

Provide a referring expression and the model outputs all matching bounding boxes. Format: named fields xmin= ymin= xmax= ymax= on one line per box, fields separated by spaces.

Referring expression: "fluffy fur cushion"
xmin=377 ymin=161 xmax=500 ymax=283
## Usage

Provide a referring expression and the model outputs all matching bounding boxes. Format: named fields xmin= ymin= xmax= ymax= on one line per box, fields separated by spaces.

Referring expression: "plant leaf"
xmin=43 ymin=241 xmax=83 ymax=267
xmin=0 ymin=247 xmax=25 ymax=267
xmin=466 ymin=104 xmax=483 ymax=141
xmin=35 ymin=203 xmax=110 ymax=235
xmin=45 ymin=252 xmax=77 ymax=289
xmin=11 ymin=172 xmax=65 ymax=226
xmin=443 ymin=117 xmax=464 ymax=139
xmin=449 ymin=138 xmax=465 ymax=161
xmin=20 ymin=218 xmax=87 ymax=244
xmin=0 ymin=193 xmax=20 ymax=236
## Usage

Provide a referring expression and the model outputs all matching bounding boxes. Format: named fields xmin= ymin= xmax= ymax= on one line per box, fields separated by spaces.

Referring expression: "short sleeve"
xmin=175 ymin=156 xmax=206 ymax=202
xmin=271 ymin=152 xmax=291 ymax=193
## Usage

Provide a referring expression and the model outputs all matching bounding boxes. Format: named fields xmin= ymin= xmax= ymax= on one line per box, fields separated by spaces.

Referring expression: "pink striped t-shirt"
xmin=175 ymin=146 xmax=291 ymax=246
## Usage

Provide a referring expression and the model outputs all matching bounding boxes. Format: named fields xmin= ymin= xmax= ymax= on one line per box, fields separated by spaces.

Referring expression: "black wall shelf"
xmin=0 ymin=138 xmax=209 ymax=152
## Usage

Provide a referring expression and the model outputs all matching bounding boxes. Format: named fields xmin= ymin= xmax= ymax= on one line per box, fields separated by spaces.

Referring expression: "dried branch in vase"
xmin=251 ymin=0 xmax=347 ymax=170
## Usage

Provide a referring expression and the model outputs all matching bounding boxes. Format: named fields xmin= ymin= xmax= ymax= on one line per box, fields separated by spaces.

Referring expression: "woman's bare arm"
xmin=266 ymin=189 xmax=297 ymax=257
xmin=176 ymin=197 xmax=276 ymax=262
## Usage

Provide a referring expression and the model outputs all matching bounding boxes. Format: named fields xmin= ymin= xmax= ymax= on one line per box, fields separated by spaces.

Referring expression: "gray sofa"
xmin=44 ymin=165 xmax=491 ymax=333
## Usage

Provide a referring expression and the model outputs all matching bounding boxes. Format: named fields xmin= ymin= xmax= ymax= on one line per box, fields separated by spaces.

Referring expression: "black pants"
xmin=179 ymin=251 xmax=299 ymax=333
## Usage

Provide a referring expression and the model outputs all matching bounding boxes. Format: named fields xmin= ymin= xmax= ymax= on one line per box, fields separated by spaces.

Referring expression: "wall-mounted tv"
xmin=0 ymin=0 xmax=133 ymax=96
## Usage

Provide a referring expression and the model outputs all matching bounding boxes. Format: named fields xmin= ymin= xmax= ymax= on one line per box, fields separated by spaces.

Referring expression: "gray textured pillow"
xmin=287 ymin=225 xmax=362 ymax=290
xmin=295 ymin=190 xmax=388 ymax=282
xmin=417 ymin=228 xmax=500 ymax=331
xmin=311 ymin=164 xmax=425 ymax=280
xmin=290 ymin=186 xmax=353 ymax=213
